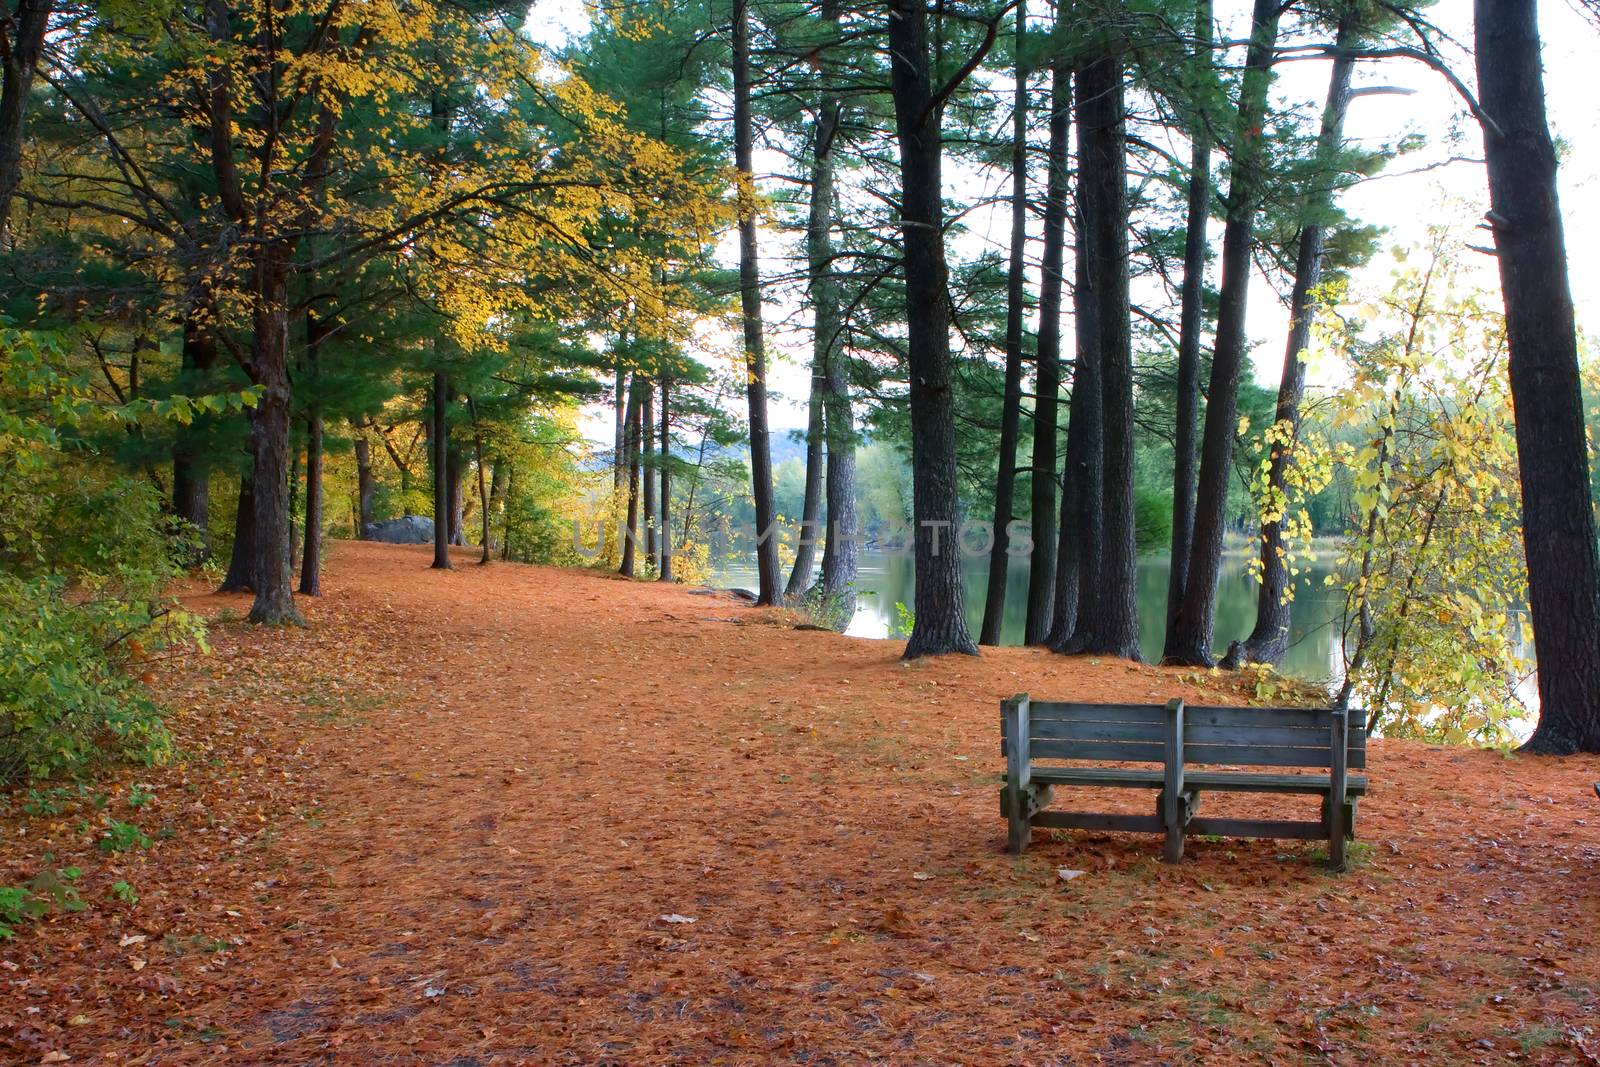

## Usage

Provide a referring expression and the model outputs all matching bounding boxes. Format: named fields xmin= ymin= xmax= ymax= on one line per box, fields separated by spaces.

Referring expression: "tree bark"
xmin=812 ymin=53 xmax=859 ymax=629
xmin=786 ymin=368 xmax=825 ymax=599
xmin=298 ymin=309 xmax=328 ymax=596
xmin=1223 ymin=16 xmax=1357 ymax=669
xmin=354 ymin=433 xmax=375 ymax=537
xmin=0 ymin=0 xmax=51 ymax=240
xmin=642 ymin=377 xmax=657 ymax=570
xmin=1053 ymin=76 xmax=1103 ymax=653
xmin=1165 ymin=0 xmax=1281 ymax=666
xmin=1476 ymin=0 xmax=1600 ymax=754
xmin=620 ymin=376 xmax=643 ymax=577
xmin=467 ymin=396 xmax=491 ymax=565
xmin=732 ymin=0 xmax=782 ymax=605
xmin=446 ymin=446 xmax=465 ymax=546
xmin=1164 ymin=0 xmax=1214 ymax=639
xmin=431 ymin=370 xmax=453 ymax=570
xmin=658 ymin=377 xmax=674 ymax=582
xmin=1025 ymin=59 xmax=1070 ymax=645
xmin=1067 ymin=32 xmax=1140 ymax=660
xmin=980 ymin=0 xmax=1030 ymax=646
xmin=887 ymin=0 xmax=979 ymax=658
xmin=172 ymin=306 xmax=219 ymax=560
xmin=246 ymin=259 xmax=302 ymax=624
xmin=218 ymin=473 xmax=256 ymax=593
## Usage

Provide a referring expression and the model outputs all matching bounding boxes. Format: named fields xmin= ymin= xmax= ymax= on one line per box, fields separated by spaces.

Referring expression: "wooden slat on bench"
xmin=1030 ymin=766 xmax=1370 ymax=795
xmin=1026 ymin=738 xmax=1363 ymax=768
xmin=1024 ymin=717 xmax=1364 ymax=751
xmin=1186 ymin=817 xmax=1327 ymax=840
xmin=1031 ymin=811 xmax=1166 ymax=833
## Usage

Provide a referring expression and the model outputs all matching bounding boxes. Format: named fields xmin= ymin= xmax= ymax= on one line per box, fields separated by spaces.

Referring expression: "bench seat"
xmin=1029 ymin=766 xmax=1369 ymax=795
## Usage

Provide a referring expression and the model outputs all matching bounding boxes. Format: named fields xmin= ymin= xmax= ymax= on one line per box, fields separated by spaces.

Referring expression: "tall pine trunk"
xmin=1224 ymin=16 xmax=1356 ymax=669
xmin=218 ymin=472 xmax=256 ymax=593
xmin=1164 ymin=0 xmax=1213 ymax=638
xmin=980 ymin=0 xmax=1030 ymax=645
xmin=1067 ymin=31 xmax=1139 ymax=660
xmin=298 ymin=309 xmax=328 ymax=596
xmin=658 ymin=377 xmax=674 ymax=582
xmin=431 ymin=370 xmax=453 ymax=570
xmin=246 ymin=258 xmax=302 ymax=624
xmin=1165 ymin=0 xmax=1280 ymax=666
xmin=809 ymin=28 xmax=858 ymax=626
xmin=732 ymin=0 xmax=782 ymax=605
xmin=1053 ymin=74 xmax=1103 ymax=653
xmin=620 ymin=377 xmax=643 ymax=578
xmin=888 ymin=0 xmax=978 ymax=658
xmin=1476 ymin=0 xmax=1600 ymax=754
xmin=1025 ymin=59 xmax=1069 ymax=645
xmin=786 ymin=372 xmax=825 ymax=598
xmin=642 ymin=379 xmax=657 ymax=571
xmin=172 ymin=308 xmax=219 ymax=560
xmin=354 ymin=434 xmax=375 ymax=537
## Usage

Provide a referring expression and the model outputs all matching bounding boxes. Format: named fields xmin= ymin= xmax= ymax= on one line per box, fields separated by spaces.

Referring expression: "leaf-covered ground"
xmin=3 ymin=541 xmax=1599 ymax=1064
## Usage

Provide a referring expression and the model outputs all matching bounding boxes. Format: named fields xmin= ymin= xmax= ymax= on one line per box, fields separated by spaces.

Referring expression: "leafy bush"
xmin=0 ymin=326 xmax=216 ymax=785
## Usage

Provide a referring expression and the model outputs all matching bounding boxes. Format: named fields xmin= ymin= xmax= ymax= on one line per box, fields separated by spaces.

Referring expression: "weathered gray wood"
xmin=1162 ymin=698 xmax=1186 ymax=863
xmin=1026 ymin=738 xmax=1166 ymax=763
xmin=1027 ymin=702 xmax=1362 ymax=731
xmin=1022 ymin=716 xmax=1366 ymax=754
xmin=1031 ymin=811 xmax=1165 ymax=833
xmin=1029 ymin=766 xmax=1369 ymax=795
xmin=1186 ymin=816 xmax=1327 ymax=840
xmin=1004 ymin=694 xmax=1032 ymax=854
xmin=1026 ymin=738 xmax=1364 ymax=769
xmin=1328 ymin=707 xmax=1348 ymax=870
xmin=998 ymin=782 xmax=1054 ymax=819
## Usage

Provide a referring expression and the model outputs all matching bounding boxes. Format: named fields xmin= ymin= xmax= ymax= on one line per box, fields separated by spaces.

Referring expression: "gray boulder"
xmin=364 ymin=515 xmax=435 ymax=544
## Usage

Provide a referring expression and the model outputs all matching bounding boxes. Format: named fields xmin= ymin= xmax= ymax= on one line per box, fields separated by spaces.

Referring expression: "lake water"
xmin=714 ymin=546 xmax=1346 ymax=684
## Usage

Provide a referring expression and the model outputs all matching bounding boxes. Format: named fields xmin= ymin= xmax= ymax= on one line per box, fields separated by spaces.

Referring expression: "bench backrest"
xmin=1000 ymin=700 xmax=1366 ymax=770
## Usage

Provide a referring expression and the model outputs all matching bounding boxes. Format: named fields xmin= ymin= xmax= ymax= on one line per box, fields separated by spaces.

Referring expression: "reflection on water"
xmin=714 ymin=546 xmax=1345 ymax=683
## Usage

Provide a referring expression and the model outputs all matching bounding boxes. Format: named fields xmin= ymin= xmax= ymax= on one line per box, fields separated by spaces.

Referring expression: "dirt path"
xmin=4 ymin=541 xmax=1600 ymax=1064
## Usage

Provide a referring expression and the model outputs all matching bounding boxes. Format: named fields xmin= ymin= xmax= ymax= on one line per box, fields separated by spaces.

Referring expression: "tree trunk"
xmin=1053 ymin=78 xmax=1103 ymax=653
xmin=218 ymin=473 xmax=256 ymax=593
xmin=620 ymin=377 xmax=643 ymax=577
xmin=1165 ymin=0 xmax=1281 ymax=666
xmin=246 ymin=260 xmax=302 ymax=624
xmin=298 ymin=309 xmax=328 ymax=596
xmin=1476 ymin=0 xmax=1600 ymax=754
xmin=1067 ymin=32 xmax=1139 ymax=660
xmin=487 ymin=455 xmax=507 ymax=556
xmin=732 ymin=0 xmax=782 ymax=605
xmin=1223 ymin=16 xmax=1357 ymax=669
xmin=1164 ymin=0 xmax=1214 ymax=638
xmin=0 ymin=0 xmax=51 ymax=240
xmin=980 ymin=0 xmax=1030 ymax=646
xmin=807 ymin=25 xmax=858 ymax=626
xmin=467 ymin=397 xmax=491 ymax=565
xmin=446 ymin=446 xmax=465 ymax=546
xmin=172 ymin=308 xmax=219 ymax=560
xmin=354 ymin=433 xmax=375 ymax=537
xmin=887 ymin=0 xmax=978 ymax=658
xmin=642 ymin=378 xmax=657 ymax=570
xmin=431 ymin=370 xmax=453 ymax=570
xmin=1025 ymin=60 xmax=1070 ymax=645
xmin=786 ymin=368 xmax=825 ymax=599
xmin=658 ymin=377 xmax=674 ymax=582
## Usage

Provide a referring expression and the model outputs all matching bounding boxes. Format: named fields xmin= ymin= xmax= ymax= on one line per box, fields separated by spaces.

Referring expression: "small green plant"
xmin=128 ymin=784 xmax=155 ymax=809
xmin=109 ymin=880 xmax=138 ymax=905
xmin=891 ymin=601 xmax=916 ymax=639
xmin=98 ymin=820 xmax=152 ymax=854
xmin=0 ymin=867 xmax=86 ymax=937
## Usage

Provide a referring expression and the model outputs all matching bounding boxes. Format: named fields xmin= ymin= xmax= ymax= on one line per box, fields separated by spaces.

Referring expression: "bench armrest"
xmin=1162 ymin=698 xmax=1185 ymax=863
xmin=1004 ymin=694 xmax=1032 ymax=853
xmin=1328 ymin=707 xmax=1349 ymax=869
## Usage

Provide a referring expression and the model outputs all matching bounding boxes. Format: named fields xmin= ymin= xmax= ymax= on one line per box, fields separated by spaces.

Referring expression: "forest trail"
xmin=4 ymin=541 xmax=1600 ymax=1064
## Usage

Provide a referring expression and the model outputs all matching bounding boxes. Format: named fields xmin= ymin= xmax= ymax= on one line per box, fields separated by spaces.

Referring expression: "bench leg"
xmin=1158 ymin=789 xmax=1194 ymax=864
xmin=1007 ymin=788 xmax=1030 ymax=854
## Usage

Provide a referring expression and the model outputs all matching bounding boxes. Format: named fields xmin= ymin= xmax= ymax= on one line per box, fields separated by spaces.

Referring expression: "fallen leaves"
xmin=1 ymin=543 xmax=1597 ymax=1064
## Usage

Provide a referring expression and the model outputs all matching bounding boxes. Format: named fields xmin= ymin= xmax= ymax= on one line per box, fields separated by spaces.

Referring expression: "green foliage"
xmin=0 ymin=327 xmax=211 ymax=785
xmin=110 ymin=880 xmax=139 ymax=905
xmin=0 ymin=867 xmax=86 ymax=939
xmin=98 ymin=820 xmax=152 ymax=854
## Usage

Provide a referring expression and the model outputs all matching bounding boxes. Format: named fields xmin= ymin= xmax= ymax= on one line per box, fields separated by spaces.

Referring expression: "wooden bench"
xmin=1000 ymin=696 xmax=1368 ymax=869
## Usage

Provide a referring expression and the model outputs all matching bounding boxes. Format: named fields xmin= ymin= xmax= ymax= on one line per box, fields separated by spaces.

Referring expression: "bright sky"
xmin=527 ymin=0 xmax=1600 ymax=433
